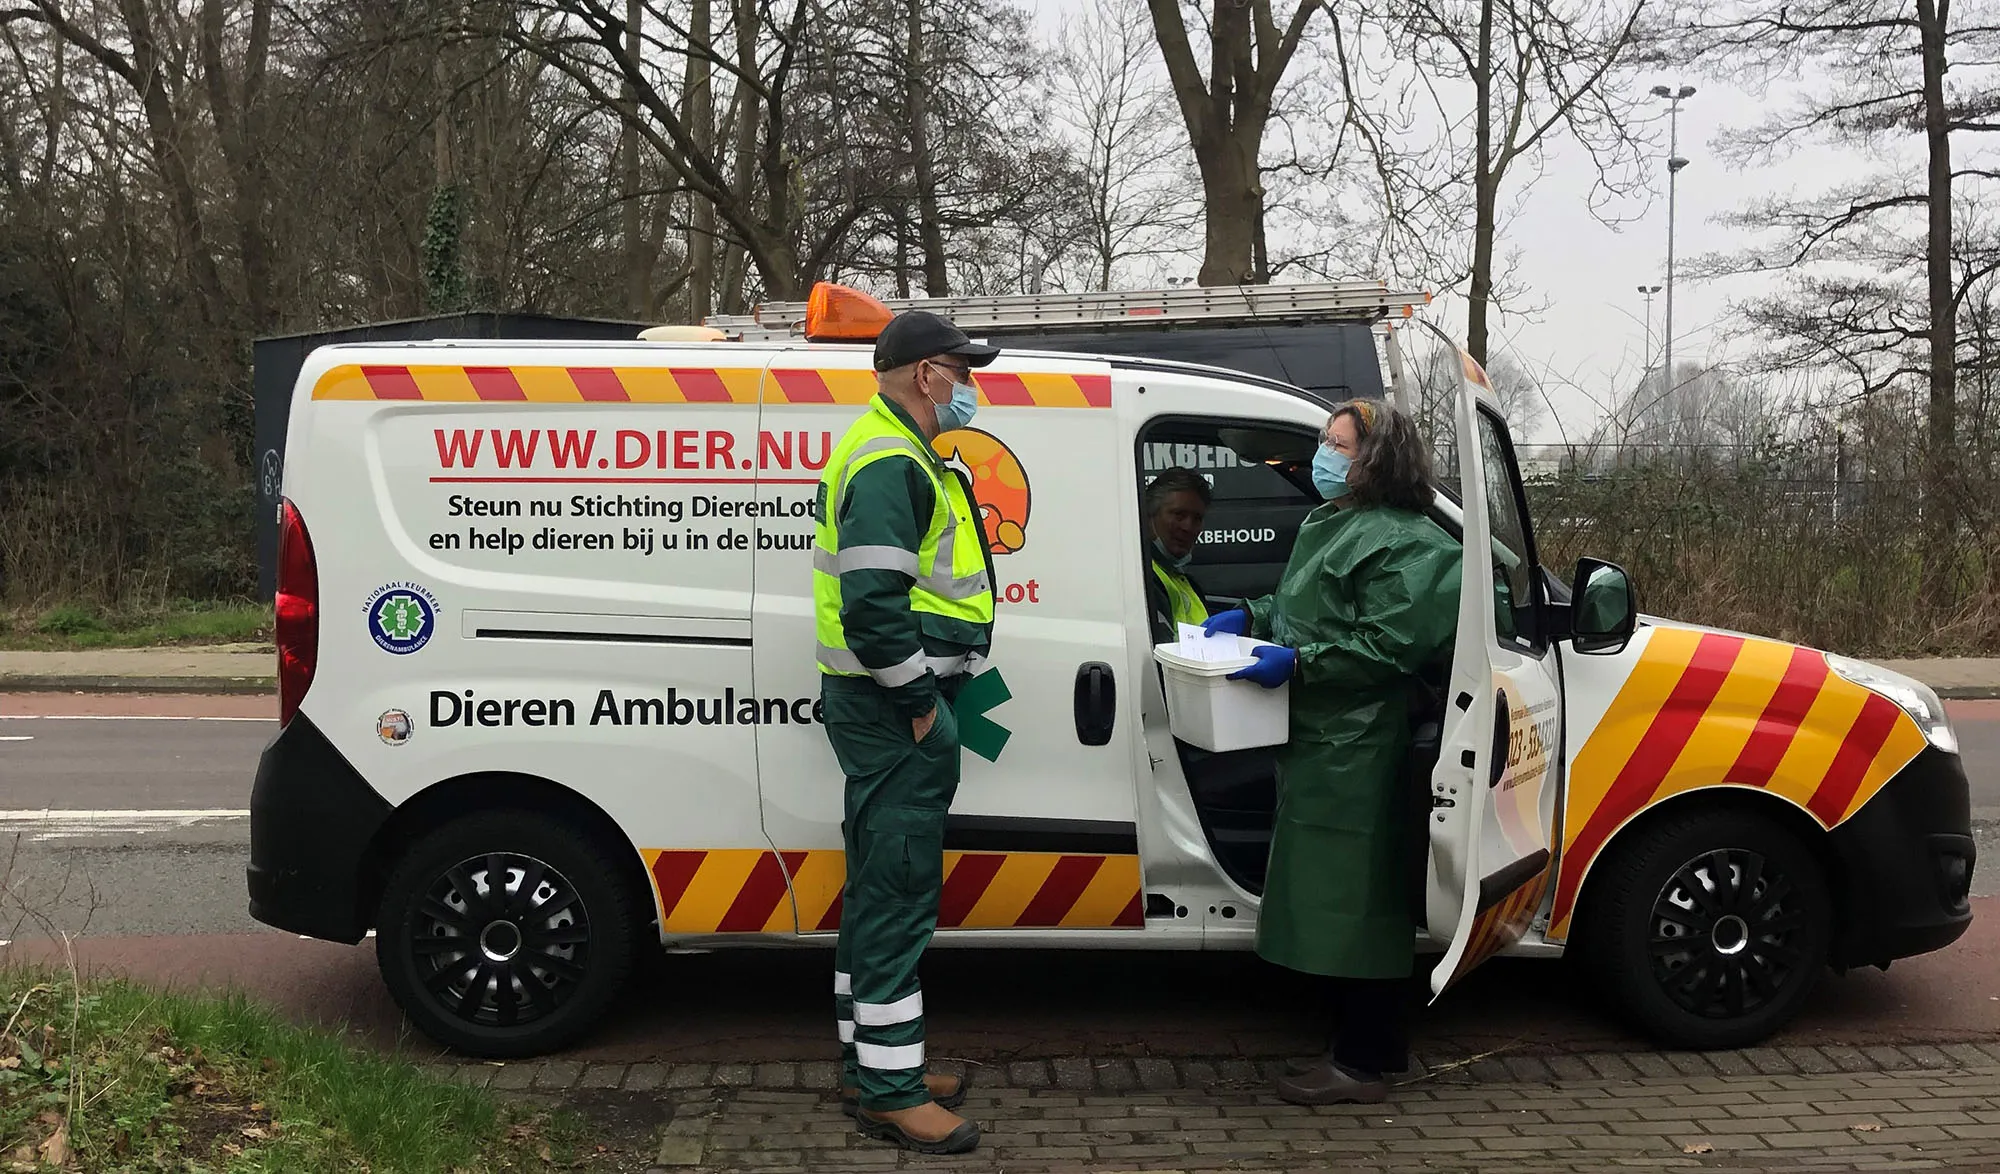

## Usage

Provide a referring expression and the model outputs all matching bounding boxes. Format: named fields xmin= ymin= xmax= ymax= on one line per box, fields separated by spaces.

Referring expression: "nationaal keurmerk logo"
xmin=365 ymin=581 xmax=439 ymax=655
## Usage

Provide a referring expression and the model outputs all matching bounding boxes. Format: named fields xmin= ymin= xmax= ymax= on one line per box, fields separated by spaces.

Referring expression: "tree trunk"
xmin=895 ymin=218 xmax=913 ymax=297
xmin=730 ymin=0 xmax=803 ymax=300
xmin=1194 ymin=136 xmax=1260 ymax=285
xmin=200 ymin=0 xmax=275 ymax=333
xmin=1916 ymin=0 xmax=1957 ymax=606
xmin=108 ymin=0 xmax=228 ymax=327
xmin=904 ymin=0 xmax=949 ymax=295
xmin=1466 ymin=0 xmax=1496 ymax=365
xmin=621 ymin=0 xmax=648 ymax=316
xmin=684 ymin=0 xmax=715 ymax=320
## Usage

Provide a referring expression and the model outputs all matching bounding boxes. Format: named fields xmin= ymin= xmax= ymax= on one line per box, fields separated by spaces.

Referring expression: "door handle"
xmin=1074 ymin=662 xmax=1116 ymax=746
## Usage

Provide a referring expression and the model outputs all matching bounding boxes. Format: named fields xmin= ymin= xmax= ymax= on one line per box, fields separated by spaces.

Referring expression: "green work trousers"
xmin=823 ymin=674 xmax=964 ymax=1112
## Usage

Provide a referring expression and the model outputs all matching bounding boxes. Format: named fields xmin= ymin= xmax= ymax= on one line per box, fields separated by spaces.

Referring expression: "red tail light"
xmin=275 ymin=499 xmax=319 ymax=726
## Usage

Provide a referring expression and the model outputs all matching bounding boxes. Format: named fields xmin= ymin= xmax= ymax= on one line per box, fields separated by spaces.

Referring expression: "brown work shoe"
xmin=1275 ymin=1060 xmax=1389 ymax=1106
xmin=839 ymin=1072 xmax=966 ymax=1116
xmin=855 ymin=1101 xmax=980 ymax=1154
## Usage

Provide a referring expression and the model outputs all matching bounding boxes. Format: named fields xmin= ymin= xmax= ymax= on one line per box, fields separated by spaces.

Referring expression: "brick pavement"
xmin=437 ymin=1048 xmax=2000 ymax=1172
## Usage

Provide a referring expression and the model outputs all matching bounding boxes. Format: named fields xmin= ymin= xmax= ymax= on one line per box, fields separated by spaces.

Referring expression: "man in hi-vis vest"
xmin=813 ymin=310 xmax=997 ymax=1154
xmin=1143 ymin=467 xmax=1212 ymax=644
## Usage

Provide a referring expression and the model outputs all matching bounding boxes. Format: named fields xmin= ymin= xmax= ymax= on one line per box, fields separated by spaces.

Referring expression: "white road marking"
xmin=0 ymin=809 xmax=249 ymax=822
xmin=0 ymin=715 xmax=271 ymax=722
xmin=0 ymin=736 xmax=31 ymax=741
xmin=0 ymin=808 xmax=250 ymax=842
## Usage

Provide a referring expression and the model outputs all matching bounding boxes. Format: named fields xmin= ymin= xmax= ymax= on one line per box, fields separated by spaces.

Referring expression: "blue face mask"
xmin=931 ymin=366 xmax=978 ymax=433
xmin=1152 ymin=538 xmax=1194 ymax=571
xmin=1312 ymin=444 xmax=1352 ymax=501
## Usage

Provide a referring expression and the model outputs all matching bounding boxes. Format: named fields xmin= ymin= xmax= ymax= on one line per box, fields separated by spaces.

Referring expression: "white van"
xmin=249 ymin=282 xmax=1974 ymax=1058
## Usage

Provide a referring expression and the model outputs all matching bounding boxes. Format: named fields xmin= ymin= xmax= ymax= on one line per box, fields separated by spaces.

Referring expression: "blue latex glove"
xmin=1228 ymin=644 xmax=1297 ymax=688
xmin=1202 ymin=609 xmax=1250 ymax=637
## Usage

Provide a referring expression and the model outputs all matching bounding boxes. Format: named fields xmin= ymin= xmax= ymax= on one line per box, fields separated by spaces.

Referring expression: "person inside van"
xmin=1143 ymin=467 xmax=1212 ymax=643
xmin=1202 ymin=398 xmax=1461 ymax=1106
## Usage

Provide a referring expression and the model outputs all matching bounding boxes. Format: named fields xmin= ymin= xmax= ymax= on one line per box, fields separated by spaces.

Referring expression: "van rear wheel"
xmin=376 ymin=812 xmax=637 ymax=1057
xmin=1575 ymin=807 xmax=1832 ymax=1050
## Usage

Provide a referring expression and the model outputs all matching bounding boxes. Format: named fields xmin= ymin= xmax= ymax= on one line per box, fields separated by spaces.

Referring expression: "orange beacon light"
xmin=800 ymin=281 xmax=895 ymax=342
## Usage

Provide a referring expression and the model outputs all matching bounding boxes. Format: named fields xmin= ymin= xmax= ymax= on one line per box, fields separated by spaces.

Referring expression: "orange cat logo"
xmin=933 ymin=429 xmax=1030 ymax=555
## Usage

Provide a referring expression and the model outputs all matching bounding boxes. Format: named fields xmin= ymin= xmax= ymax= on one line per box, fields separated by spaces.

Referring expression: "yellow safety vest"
xmin=813 ymin=398 xmax=994 ymax=683
xmin=1152 ymin=559 xmax=1209 ymax=628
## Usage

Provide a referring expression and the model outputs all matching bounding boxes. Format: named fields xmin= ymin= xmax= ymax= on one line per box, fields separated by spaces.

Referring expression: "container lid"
xmin=1153 ymin=641 xmax=1258 ymax=675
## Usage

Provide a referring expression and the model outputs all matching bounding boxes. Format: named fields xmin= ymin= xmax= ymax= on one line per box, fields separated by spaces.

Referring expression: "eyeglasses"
xmin=929 ymin=360 xmax=972 ymax=382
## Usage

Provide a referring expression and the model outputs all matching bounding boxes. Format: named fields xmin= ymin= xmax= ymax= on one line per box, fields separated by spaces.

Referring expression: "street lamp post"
xmin=1638 ymin=284 xmax=1662 ymax=378
xmin=1651 ymin=84 xmax=1695 ymax=399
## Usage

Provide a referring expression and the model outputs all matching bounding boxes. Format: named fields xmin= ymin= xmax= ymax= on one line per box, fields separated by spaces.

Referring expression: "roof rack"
xmin=704 ymin=280 xmax=1430 ymax=340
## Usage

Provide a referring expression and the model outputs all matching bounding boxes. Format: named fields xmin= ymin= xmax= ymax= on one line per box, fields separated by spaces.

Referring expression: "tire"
xmin=375 ymin=810 xmax=639 ymax=1057
xmin=1574 ymin=806 xmax=1833 ymax=1050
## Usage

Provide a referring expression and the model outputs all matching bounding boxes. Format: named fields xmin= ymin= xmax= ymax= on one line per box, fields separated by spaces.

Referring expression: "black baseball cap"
xmin=872 ymin=310 xmax=1000 ymax=372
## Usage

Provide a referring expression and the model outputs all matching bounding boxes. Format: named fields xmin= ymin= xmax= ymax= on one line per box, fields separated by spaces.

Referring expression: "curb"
xmin=1941 ymin=685 xmax=2000 ymax=701
xmin=0 ymin=674 xmax=276 ymax=695
xmin=435 ymin=1044 xmax=2000 ymax=1099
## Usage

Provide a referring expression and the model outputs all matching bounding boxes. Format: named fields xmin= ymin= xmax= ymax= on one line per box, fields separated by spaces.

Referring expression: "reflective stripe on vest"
xmin=814 ymin=401 xmax=994 ymax=682
xmin=1152 ymin=561 xmax=1208 ymax=627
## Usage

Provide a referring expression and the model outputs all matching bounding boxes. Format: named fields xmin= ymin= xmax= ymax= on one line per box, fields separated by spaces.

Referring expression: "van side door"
xmin=751 ymin=351 xmax=1154 ymax=937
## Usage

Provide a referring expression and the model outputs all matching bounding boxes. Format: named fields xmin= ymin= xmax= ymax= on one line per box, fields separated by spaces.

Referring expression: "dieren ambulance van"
xmin=248 ymin=282 xmax=1976 ymax=1059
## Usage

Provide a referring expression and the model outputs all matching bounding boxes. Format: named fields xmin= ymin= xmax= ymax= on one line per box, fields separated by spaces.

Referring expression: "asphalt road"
xmin=0 ymin=693 xmax=1996 ymax=1063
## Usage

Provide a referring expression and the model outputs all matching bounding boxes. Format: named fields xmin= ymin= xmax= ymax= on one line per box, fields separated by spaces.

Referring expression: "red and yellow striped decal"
xmin=312 ymin=364 xmax=1111 ymax=408
xmin=642 ymin=848 xmax=1144 ymax=934
xmin=1448 ymin=867 xmax=1554 ymax=983
xmin=1547 ymin=628 xmax=1927 ymax=939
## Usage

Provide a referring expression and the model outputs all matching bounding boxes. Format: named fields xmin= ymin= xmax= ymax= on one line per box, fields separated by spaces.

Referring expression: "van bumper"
xmin=1826 ymin=746 xmax=1977 ymax=969
xmin=246 ymin=712 xmax=393 ymax=944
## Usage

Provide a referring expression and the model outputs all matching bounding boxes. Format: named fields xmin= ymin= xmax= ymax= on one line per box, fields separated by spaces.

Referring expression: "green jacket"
xmin=1246 ymin=502 xmax=1462 ymax=979
xmin=825 ymin=395 xmax=995 ymax=721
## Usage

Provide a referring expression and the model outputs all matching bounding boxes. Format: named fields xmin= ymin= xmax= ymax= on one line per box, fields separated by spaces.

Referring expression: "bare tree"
xmin=1049 ymin=0 xmax=1200 ymax=289
xmin=1695 ymin=0 xmax=2000 ymax=600
xmin=24 ymin=0 xmax=232 ymax=327
xmin=1484 ymin=348 xmax=1553 ymax=438
xmin=1144 ymin=0 xmax=1324 ymax=285
xmin=1335 ymin=0 xmax=1652 ymax=364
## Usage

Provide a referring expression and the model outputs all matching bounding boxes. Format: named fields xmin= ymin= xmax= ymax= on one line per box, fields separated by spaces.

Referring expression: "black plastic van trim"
xmin=1476 ymin=849 xmax=1552 ymax=914
xmin=473 ymin=627 xmax=753 ymax=648
xmin=944 ymin=815 xmax=1139 ymax=855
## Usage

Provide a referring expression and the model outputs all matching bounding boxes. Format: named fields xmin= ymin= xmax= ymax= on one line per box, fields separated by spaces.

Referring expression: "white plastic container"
xmin=1152 ymin=639 xmax=1291 ymax=752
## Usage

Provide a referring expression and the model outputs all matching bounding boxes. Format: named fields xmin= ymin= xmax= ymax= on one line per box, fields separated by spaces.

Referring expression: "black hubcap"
xmin=412 ymin=853 xmax=591 ymax=1028
xmin=1649 ymin=847 xmax=1807 ymax=1019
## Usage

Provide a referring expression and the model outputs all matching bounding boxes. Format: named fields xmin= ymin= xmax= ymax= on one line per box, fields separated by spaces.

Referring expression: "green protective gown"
xmin=1246 ymin=502 xmax=1463 ymax=979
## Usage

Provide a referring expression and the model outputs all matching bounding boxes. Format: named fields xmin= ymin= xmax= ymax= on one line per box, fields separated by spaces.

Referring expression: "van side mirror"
xmin=1570 ymin=558 xmax=1637 ymax=655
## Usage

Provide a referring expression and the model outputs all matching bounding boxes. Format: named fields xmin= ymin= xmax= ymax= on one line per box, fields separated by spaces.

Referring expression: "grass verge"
xmin=0 ymin=603 xmax=270 ymax=651
xmin=0 ymin=969 xmax=577 ymax=1172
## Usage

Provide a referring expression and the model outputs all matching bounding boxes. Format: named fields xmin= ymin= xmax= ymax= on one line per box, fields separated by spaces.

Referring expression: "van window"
xmin=1476 ymin=407 xmax=1542 ymax=650
xmin=1135 ymin=419 xmax=1321 ymax=608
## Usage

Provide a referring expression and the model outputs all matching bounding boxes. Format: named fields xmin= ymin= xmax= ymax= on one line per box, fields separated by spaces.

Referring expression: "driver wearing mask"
xmin=1143 ymin=467 xmax=1213 ymax=644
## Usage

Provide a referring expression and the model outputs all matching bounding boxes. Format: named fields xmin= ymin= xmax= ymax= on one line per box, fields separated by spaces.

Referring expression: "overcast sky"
xmin=1017 ymin=2 xmax=1877 ymax=443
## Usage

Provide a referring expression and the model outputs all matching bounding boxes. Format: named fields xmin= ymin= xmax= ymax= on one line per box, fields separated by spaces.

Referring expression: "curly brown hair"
xmin=1328 ymin=398 xmax=1436 ymax=513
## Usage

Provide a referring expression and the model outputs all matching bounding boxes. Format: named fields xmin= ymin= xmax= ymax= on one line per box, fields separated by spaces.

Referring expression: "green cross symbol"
xmin=376 ymin=595 xmax=426 ymax=641
xmin=952 ymin=667 xmax=1012 ymax=763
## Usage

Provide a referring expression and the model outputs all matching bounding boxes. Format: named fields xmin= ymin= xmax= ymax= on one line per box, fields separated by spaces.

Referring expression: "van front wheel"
xmin=376 ymin=812 xmax=637 ymax=1057
xmin=1577 ymin=808 xmax=1833 ymax=1050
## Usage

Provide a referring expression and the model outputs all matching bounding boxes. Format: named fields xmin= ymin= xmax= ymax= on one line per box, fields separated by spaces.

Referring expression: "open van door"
xmin=1422 ymin=332 xmax=1565 ymax=997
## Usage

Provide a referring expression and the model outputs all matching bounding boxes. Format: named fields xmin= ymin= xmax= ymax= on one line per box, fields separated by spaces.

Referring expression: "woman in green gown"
xmin=1203 ymin=399 xmax=1462 ymax=1105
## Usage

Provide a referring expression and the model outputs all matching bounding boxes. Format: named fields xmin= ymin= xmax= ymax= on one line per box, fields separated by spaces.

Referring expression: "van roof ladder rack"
xmin=706 ymin=280 xmax=1431 ymax=339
